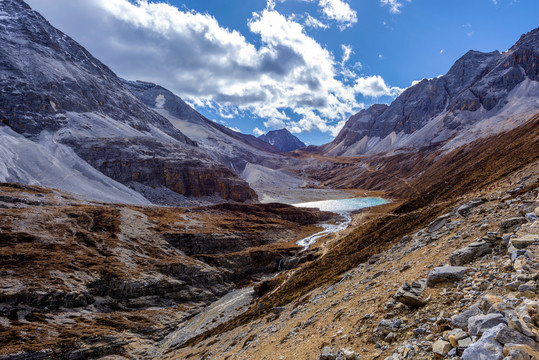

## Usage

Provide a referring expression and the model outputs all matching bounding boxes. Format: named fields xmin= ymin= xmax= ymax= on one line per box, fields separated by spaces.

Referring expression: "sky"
xmin=25 ymin=0 xmax=539 ymax=145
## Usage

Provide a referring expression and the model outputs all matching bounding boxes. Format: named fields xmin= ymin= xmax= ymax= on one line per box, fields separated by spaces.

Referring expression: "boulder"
xmin=432 ymin=339 xmax=451 ymax=357
xmin=393 ymin=279 xmax=428 ymax=307
xmin=449 ymin=241 xmax=493 ymax=266
xmin=468 ymin=313 xmax=507 ymax=336
xmin=495 ymin=327 xmax=539 ymax=350
xmin=319 ymin=346 xmax=336 ymax=360
xmin=448 ymin=328 xmax=468 ymax=347
xmin=451 ymin=304 xmax=483 ymax=329
xmin=427 ymin=266 xmax=469 ymax=287
xmin=510 ymin=235 xmax=539 ymax=249
xmin=503 ymin=344 xmax=539 ymax=359
xmin=457 ymin=199 xmax=485 ymax=217
xmin=428 ymin=213 xmax=452 ymax=233
xmin=338 ymin=348 xmax=356 ymax=360
xmin=500 ymin=217 xmax=528 ymax=234
xmin=458 ymin=337 xmax=473 ymax=349
xmin=462 ymin=324 xmax=506 ymax=360
xmin=506 ymin=311 xmax=537 ymax=339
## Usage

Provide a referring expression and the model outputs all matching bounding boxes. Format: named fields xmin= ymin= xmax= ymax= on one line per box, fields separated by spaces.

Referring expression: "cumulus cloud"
xmin=318 ymin=0 xmax=357 ymax=30
xmin=26 ymin=0 xmax=399 ymax=136
xmin=294 ymin=0 xmax=356 ymax=30
xmin=354 ymin=75 xmax=404 ymax=97
xmin=380 ymin=0 xmax=411 ymax=14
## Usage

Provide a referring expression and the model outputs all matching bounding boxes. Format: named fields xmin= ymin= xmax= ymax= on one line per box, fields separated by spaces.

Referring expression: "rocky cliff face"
xmin=258 ymin=128 xmax=306 ymax=152
xmin=321 ymin=28 xmax=539 ymax=156
xmin=0 ymin=0 xmax=256 ymax=204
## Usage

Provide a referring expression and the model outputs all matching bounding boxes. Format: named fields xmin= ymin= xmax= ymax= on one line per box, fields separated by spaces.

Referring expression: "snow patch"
xmin=155 ymin=94 xmax=166 ymax=109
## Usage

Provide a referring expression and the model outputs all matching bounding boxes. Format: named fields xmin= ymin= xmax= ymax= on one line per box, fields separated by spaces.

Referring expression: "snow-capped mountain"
xmin=258 ymin=128 xmax=306 ymax=152
xmin=321 ymin=28 xmax=539 ymax=156
xmin=0 ymin=0 xmax=256 ymax=205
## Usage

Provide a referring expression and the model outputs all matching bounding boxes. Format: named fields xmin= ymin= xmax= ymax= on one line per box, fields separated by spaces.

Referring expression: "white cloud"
xmin=264 ymin=117 xmax=287 ymax=129
xmin=227 ymin=125 xmax=242 ymax=132
xmin=380 ymin=0 xmax=411 ymax=14
xmin=341 ymin=44 xmax=353 ymax=64
xmin=318 ymin=0 xmax=357 ymax=30
xmin=253 ymin=127 xmax=265 ymax=136
xmin=303 ymin=14 xmax=329 ymax=29
xmin=26 ymin=0 xmax=401 ymax=136
xmin=354 ymin=75 xmax=404 ymax=97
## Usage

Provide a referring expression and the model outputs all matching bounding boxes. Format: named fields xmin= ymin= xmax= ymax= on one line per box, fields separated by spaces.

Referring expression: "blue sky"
xmin=26 ymin=0 xmax=539 ymax=145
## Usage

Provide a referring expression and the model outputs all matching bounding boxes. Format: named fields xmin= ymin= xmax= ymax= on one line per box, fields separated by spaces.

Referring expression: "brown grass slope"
xmin=180 ymin=112 xmax=539 ymax=348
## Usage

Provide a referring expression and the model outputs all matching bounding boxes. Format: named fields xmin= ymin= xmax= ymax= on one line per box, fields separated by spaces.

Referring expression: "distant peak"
xmin=258 ymin=128 xmax=306 ymax=152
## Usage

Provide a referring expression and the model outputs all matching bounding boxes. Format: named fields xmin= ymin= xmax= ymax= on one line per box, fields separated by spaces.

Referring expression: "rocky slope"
xmin=0 ymin=0 xmax=255 ymax=205
xmin=318 ymin=27 xmax=539 ymax=156
xmin=0 ymin=183 xmax=335 ymax=359
xmin=167 ymin=142 xmax=539 ymax=360
xmin=258 ymin=128 xmax=306 ymax=152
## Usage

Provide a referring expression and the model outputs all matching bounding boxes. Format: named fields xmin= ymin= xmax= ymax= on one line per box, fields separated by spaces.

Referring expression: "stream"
xmin=293 ymin=197 xmax=388 ymax=249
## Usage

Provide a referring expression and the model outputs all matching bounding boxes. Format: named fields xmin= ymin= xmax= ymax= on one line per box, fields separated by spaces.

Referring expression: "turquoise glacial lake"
xmin=293 ymin=197 xmax=389 ymax=213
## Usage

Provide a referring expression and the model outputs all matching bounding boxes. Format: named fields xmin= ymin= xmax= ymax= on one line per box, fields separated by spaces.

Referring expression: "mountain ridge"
xmin=316 ymin=27 xmax=539 ymax=157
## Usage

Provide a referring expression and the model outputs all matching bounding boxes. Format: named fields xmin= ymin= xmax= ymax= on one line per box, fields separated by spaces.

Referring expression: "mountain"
xmin=121 ymin=80 xmax=283 ymax=173
xmin=258 ymin=128 xmax=306 ymax=152
xmin=0 ymin=0 xmax=256 ymax=205
xmin=321 ymin=28 xmax=539 ymax=156
xmin=122 ymin=80 xmax=325 ymax=202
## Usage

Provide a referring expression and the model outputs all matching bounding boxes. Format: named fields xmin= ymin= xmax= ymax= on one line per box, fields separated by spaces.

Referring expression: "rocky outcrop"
xmin=258 ymin=128 xmax=306 ymax=152
xmin=426 ymin=266 xmax=470 ymax=286
xmin=66 ymin=137 xmax=256 ymax=203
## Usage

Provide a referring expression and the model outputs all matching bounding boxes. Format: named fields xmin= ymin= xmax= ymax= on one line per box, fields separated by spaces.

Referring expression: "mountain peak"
xmin=258 ymin=128 xmax=306 ymax=152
